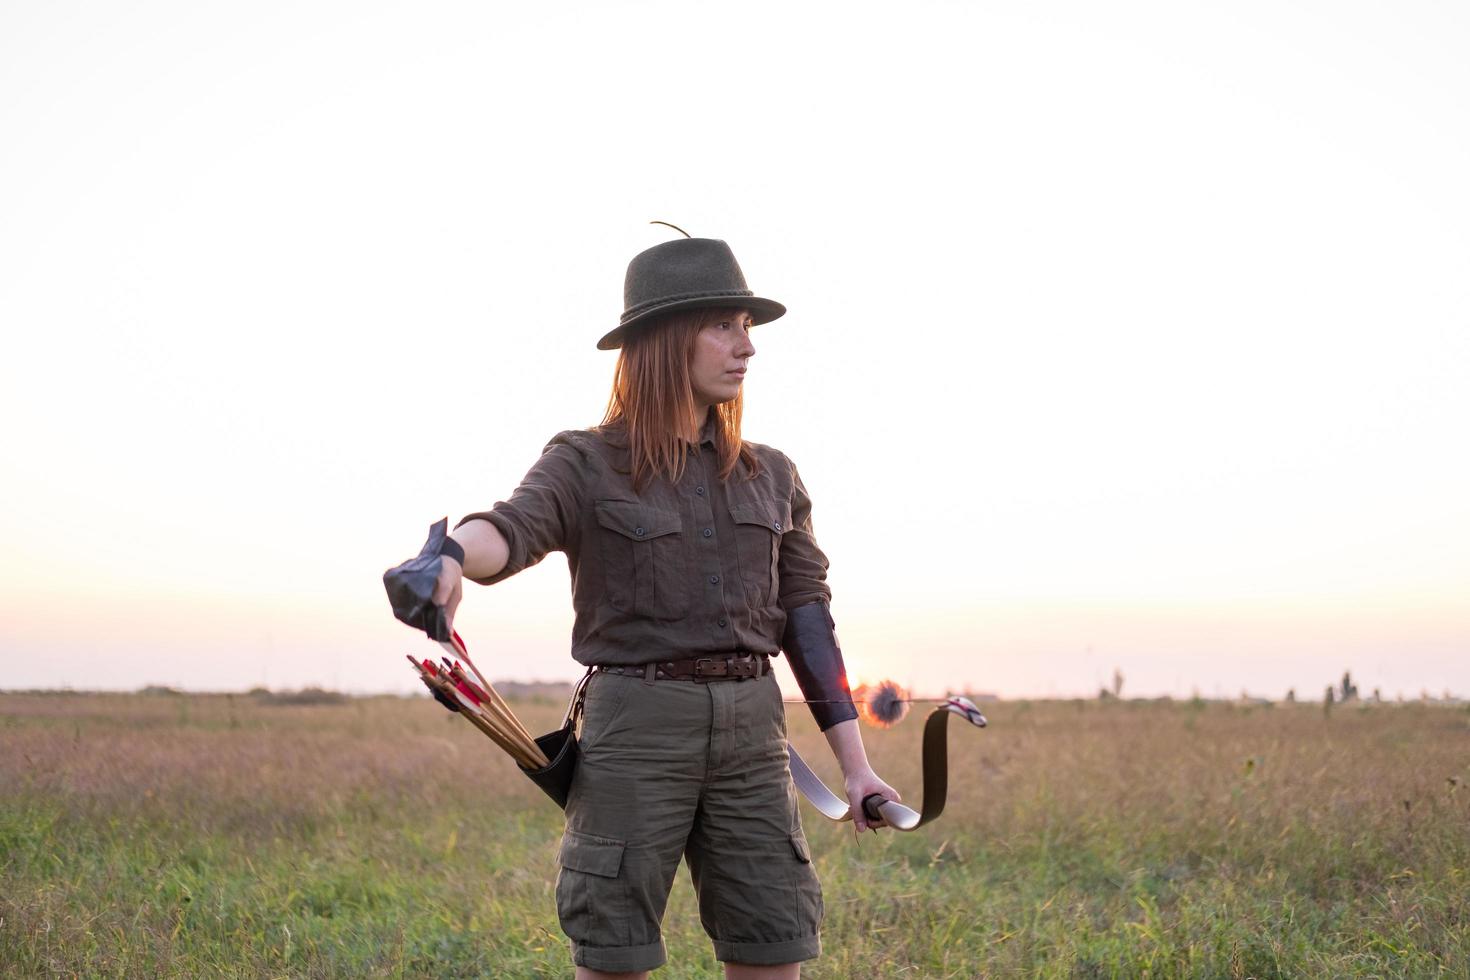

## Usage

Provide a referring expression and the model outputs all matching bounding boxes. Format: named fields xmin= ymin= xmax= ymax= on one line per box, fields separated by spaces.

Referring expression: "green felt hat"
xmin=598 ymin=237 xmax=786 ymax=350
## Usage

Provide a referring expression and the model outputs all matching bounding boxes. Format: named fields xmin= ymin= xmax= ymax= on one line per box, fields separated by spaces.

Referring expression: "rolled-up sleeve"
xmin=455 ymin=432 xmax=586 ymax=586
xmin=776 ymin=455 xmax=833 ymax=611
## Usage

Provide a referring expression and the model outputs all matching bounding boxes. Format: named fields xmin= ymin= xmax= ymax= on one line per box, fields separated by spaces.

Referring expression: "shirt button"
xmin=774 ymin=521 xmax=783 ymax=531
xmin=717 ymin=618 xmax=727 ymax=627
xmin=695 ymin=486 xmax=705 ymax=496
xmin=709 ymin=574 xmax=720 ymax=584
xmin=702 ymin=528 xmax=713 ymax=538
xmin=635 ymin=527 xmax=645 ymax=537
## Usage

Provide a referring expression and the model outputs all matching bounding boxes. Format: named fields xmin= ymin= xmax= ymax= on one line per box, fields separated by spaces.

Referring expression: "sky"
xmin=1 ymin=0 xmax=1467 ymax=700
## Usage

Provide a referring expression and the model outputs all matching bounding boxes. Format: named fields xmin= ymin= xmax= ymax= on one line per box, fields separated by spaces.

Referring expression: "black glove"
xmin=383 ymin=518 xmax=465 ymax=642
xmin=781 ymin=600 xmax=860 ymax=732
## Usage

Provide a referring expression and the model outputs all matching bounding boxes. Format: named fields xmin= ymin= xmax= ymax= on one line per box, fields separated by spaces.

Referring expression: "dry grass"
xmin=2 ymin=692 xmax=1467 ymax=977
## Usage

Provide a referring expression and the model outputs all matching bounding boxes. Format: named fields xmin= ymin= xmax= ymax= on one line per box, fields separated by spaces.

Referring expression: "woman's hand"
xmin=844 ymin=767 xmax=902 ymax=834
xmin=384 ymin=517 xmax=509 ymax=640
xmin=433 ymin=554 xmax=464 ymax=636
xmin=821 ymin=717 xmax=902 ymax=833
xmin=383 ymin=518 xmax=466 ymax=641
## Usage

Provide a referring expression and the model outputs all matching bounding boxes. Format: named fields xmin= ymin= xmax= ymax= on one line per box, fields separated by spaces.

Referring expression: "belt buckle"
xmin=692 ymin=657 xmax=728 ymax=682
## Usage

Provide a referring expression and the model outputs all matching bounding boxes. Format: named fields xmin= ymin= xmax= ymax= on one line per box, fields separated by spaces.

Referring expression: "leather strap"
xmin=562 ymin=666 xmax=595 ymax=730
xmin=598 ymin=653 xmax=771 ymax=682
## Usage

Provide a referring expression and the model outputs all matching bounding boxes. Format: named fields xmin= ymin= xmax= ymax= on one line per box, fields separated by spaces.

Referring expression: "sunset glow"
xmin=2 ymin=1 xmax=1467 ymax=700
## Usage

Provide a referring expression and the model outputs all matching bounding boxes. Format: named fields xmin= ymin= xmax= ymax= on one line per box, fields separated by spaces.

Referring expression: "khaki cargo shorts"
xmin=555 ymin=667 xmax=823 ymax=973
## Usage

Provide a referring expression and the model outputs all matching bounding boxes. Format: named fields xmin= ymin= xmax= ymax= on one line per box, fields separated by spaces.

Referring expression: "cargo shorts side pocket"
xmin=556 ymin=831 xmax=631 ymax=948
xmin=787 ymin=829 xmax=824 ymax=933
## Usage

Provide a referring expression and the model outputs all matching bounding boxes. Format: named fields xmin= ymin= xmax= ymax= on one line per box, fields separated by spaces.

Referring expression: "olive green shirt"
xmin=456 ymin=412 xmax=831 ymax=666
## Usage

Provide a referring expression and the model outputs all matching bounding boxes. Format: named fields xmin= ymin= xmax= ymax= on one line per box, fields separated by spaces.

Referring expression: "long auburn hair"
xmin=599 ymin=305 xmax=762 ymax=494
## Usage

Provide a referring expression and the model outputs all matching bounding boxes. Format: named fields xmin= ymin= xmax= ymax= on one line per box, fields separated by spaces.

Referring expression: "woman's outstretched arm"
xmin=432 ymin=431 xmax=589 ymax=632
xmin=449 ymin=518 xmax=510 ymax=581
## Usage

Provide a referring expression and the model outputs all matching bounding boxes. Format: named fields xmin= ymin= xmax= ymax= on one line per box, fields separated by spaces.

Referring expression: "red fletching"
xmin=405 ymin=654 xmax=460 ymax=713
xmin=443 ymin=662 xmax=484 ymax=706
xmin=453 ymin=678 xmax=483 ymax=706
xmin=449 ymin=665 xmax=490 ymax=705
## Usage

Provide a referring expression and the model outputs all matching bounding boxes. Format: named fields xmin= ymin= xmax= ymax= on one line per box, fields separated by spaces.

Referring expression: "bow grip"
xmin=861 ymin=792 xmax=923 ymax=831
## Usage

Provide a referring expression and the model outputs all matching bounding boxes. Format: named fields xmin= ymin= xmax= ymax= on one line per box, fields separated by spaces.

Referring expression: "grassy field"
xmin=2 ymin=690 xmax=1467 ymax=978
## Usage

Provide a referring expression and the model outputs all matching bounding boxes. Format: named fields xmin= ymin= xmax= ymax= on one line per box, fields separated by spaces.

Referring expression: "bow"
xmin=784 ymin=683 xmax=988 ymax=831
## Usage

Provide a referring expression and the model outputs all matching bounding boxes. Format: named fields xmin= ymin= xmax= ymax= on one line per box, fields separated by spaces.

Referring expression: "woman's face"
xmin=689 ymin=308 xmax=756 ymax=410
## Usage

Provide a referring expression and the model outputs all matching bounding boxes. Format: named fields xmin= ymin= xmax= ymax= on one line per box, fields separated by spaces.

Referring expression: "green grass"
xmin=2 ymin=693 xmax=1467 ymax=977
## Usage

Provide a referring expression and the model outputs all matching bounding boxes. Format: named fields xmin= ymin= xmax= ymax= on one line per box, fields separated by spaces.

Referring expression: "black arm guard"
xmin=383 ymin=518 xmax=456 ymax=642
xmin=781 ymin=600 xmax=859 ymax=732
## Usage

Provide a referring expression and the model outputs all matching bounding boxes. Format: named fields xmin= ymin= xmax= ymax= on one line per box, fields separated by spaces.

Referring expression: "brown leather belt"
xmin=597 ymin=653 xmax=772 ymax=683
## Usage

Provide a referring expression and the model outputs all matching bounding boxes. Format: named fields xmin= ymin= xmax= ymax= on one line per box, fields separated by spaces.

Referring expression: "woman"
xmin=392 ymin=236 xmax=898 ymax=979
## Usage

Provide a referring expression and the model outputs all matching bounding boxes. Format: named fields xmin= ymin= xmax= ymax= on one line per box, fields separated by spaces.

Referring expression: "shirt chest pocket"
xmin=594 ymin=499 xmax=690 ymax=620
xmin=729 ymin=499 xmax=791 ymax=609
